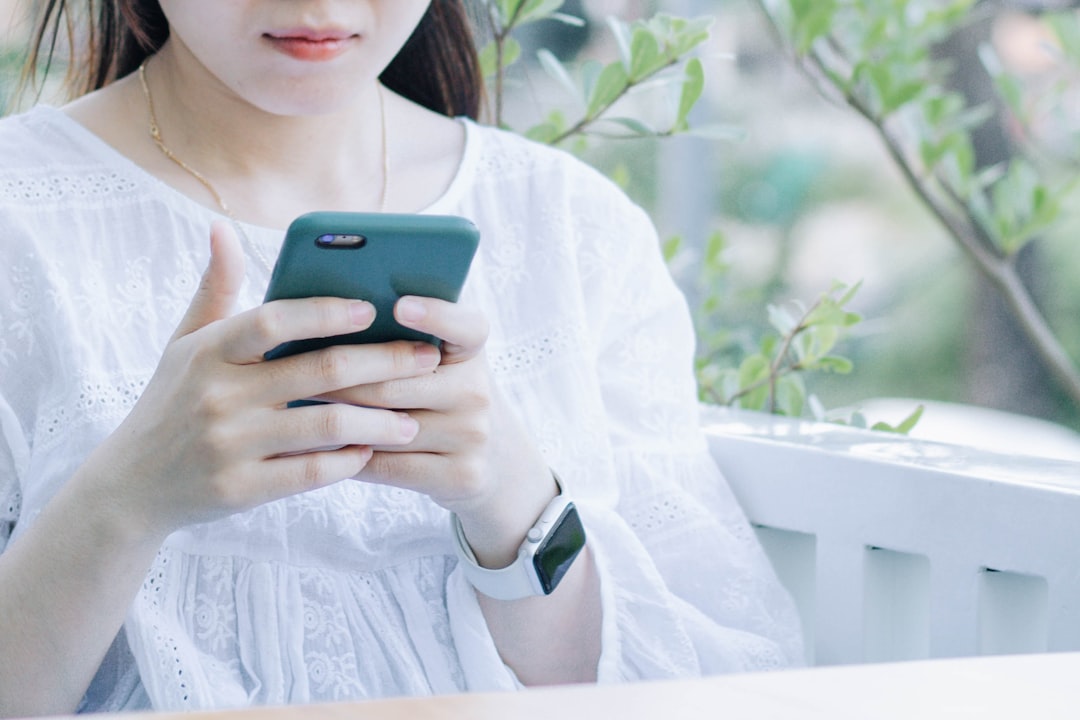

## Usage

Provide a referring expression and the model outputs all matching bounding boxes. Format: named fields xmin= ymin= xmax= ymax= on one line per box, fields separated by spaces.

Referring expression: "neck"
xmin=140 ymin=41 xmax=389 ymax=226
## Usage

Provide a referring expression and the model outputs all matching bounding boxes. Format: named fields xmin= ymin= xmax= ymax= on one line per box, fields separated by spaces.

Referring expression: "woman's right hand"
xmin=83 ymin=221 xmax=438 ymax=537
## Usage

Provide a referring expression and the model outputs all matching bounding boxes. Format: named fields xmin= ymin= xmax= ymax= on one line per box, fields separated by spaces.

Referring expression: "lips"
xmin=264 ymin=29 xmax=358 ymax=62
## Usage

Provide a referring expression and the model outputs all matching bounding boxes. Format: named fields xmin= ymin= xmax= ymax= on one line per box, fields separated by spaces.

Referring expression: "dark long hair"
xmin=21 ymin=0 xmax=482 ymax=119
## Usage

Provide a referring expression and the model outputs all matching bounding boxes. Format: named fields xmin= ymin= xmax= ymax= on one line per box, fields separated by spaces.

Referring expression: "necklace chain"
xmin=137 ymin=61 xmax=391 ymax=269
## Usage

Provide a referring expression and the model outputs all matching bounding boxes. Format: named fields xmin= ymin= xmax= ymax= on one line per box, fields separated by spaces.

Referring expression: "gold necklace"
xmin=137 ymin=62 xmax=391 ymax=268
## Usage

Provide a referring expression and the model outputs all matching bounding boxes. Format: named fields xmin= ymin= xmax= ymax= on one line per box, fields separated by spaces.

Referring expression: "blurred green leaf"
xmin=775 ymin=374 xmax=807 ymax=417
xmin=629 ymin=27 xmax=664 ymax=81
xmin=815 ymin=356 xmax=854 ymax=374
xmin=606 ymin=17 xmax=634 ymax=67
xmin=495 ymin=0 xmax=523 ymax=26
xmin=586 ymin=61 xmax=629 ymax=118
xmin=478 ymin=37 xmax=522 ymax=79
xmin=704 ymin=230 xmax=728 ymax=268
xmin=537 ymin=49 xmax=581 ymax=104
xmin=518 ymin=0 xmax=565 ymax=26
xmin=767 ymin=304 xmax=798 ymax=336
xmin=1048 ymin=12 xmax=1080 ymax=60
xmin=872 ymin=405 xmax=925 ymax=434
xmin=550 ymin=12 xmax=586 ymax=27
xmin=662 ymin=236 xmax=683 ymax=263
xmin=676 ymin=58 xmax=705 ymax=131
xmin=524 ymin=109 xmax=567 ymax=144
xmin=789 ymin=0 xmax=837 ymax=53
xmin=525 ymin=122 xmax=561 ymax=143
xmin=609 ymin=162 xmax=632 ymax=190
xmin=737 ymin=354 xmax=771 ymax=410
xmin=580 ymin=60 xmax=604 ymax=104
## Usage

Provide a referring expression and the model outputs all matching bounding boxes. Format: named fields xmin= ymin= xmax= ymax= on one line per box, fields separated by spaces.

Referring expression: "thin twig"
xmin=725 ymin=298 xmax=821 ymax=408
xmin=488 ymin=0 xmax=529 ymax=127
xmin=548 ymin=59 xmax=684 ymax=146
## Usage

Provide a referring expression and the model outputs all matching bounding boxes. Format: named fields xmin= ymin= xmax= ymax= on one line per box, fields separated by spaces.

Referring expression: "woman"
xmin=0 ymin=0 xmax=802 ymax=715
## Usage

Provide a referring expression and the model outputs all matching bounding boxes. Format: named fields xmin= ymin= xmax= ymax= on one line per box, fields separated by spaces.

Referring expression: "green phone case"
xmin=262 ymin=211 xmax=480 ymax=361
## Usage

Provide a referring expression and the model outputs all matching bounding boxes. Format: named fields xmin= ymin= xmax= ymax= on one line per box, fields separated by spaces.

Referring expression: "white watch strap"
xmin=451 ymin=513 xmax=540 ymax=600
xmin=451 ymin=473 xmax=575 ymax=601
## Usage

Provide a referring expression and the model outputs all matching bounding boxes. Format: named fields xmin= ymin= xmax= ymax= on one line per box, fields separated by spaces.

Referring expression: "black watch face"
xmin=533 ymin=503 xmax=586 ymax=594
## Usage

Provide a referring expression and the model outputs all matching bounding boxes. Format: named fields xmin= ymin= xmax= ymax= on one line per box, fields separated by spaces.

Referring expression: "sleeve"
xmin=445 ymin=136 xmax=802 ymax=686
xmin=0 ymin=393 xmax=27 ymax=554
xmin=444 ymin=564 xmax=521 ymax=692
xmin=0 ymin=208 xmax=31 ymax=555
xmin=578 ymin=195 xmax=805 ymax=679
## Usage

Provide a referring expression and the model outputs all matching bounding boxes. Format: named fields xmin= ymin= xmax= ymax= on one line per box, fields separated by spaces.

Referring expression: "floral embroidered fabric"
xmin=0 ymin=106 xmax=803 ymax=712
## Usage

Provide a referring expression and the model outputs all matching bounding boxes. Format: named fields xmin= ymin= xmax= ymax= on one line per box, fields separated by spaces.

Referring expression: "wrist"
xmin=71 ymin=442 xmax=175 ymax=550
xmin=451 ymin=461 xmax=557 ymax=568
xmin=451 ymin=471 xmax=587 ymax=600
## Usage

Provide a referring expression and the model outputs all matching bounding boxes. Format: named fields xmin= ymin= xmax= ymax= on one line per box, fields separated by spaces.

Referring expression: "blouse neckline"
xmin=25 ymin=104 xmax=480 ymax=235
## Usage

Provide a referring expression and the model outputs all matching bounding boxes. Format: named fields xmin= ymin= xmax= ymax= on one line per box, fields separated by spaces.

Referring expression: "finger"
xmin=258 ymin=445 xmax=375 ymax=501
xmin=357 ymin=451 xmax=488 ymax=507
xmin=395 ymin=297 xmax=488 ymax=364
xmin=256 ymin=340 xmax=441 ymax=406
xmin=172 ymin=220 xmax=246 ymax=341
xmin=368 ymin=409 xmax=478 ymax=455
xmin=221 ymin=297 xmax=376 ymax=364
xmin=358 ymin=450 xmax=453 ymax=494
xmin=251 ymin=403 xmax=420 ymax=457
xmin=325 ymin=361 xmax=477 ymax=412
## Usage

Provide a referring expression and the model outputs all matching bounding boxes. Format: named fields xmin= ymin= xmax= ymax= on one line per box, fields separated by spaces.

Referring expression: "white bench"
xmin=702 ymin=406 xmax=1080 ymax=666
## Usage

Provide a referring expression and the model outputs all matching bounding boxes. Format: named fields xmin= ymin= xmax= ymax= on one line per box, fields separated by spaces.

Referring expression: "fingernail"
xmin=349 ymin=301 xmax=375 ymax=327
xmin=398 ymin=413 xmax=419 ymax=440
xmin=414 ymin=342 xmax=441 ymax=368
xmin=397 ymin=297 xmax=426 ymax=324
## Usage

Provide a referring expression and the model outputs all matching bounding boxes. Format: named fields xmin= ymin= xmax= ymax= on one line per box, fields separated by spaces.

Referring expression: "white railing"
xmin=701 ymin=406 xmax=1080 ymax=667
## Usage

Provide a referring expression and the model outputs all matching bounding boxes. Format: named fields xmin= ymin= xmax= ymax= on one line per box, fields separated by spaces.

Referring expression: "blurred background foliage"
xmin=485 ymin=0 xmax=1080 ymax=434
xmin=4 ymin=0 xmax=1080 ymax=439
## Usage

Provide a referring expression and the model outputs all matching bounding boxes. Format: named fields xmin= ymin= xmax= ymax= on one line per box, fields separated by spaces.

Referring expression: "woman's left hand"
xmin=319 ymin=296 xmax=601 ymax=684
xmin=319 ymin=295 xmax=557 ymax=568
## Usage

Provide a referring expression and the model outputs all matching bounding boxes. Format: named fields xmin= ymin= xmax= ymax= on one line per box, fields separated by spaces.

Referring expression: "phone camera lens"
xmin=316 ymin=234 xmax=367 ymax=249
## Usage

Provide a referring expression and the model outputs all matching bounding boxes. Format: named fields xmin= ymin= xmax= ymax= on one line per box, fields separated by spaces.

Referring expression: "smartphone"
xmin=262 ymin=211 xmax=480 ymax=361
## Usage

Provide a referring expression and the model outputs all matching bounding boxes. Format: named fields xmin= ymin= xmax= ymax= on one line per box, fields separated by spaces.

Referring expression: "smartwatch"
xmin=451 ymin=474 xmax=586 ymax=601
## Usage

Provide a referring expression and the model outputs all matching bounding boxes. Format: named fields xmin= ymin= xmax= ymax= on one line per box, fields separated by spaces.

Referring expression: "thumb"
xmin=172 ymin=220 xmax=246 ymax=341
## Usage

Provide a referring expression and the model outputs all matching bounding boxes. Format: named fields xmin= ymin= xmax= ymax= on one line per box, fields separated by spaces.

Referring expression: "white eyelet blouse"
xmin=0 ymin=106 xmax=803 ymax=712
